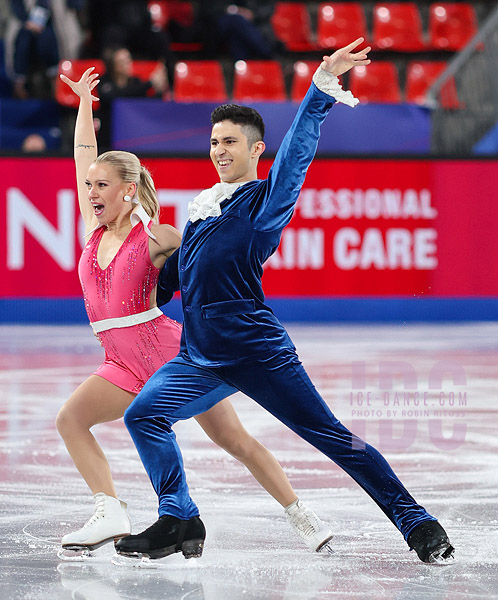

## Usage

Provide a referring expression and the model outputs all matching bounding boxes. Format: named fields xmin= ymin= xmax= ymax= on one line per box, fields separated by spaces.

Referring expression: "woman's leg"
xmin=195 ymin=398 xmax=297 ymax=507
xmin=56 ymin=375 xmax=135 ymax=497
xmin=195 ymin=399 xmax=333 ymax=552
xmin=121 ymin=365 xmax=333 ymax=555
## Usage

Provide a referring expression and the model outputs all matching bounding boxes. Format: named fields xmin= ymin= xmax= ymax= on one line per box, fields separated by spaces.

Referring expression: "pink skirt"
xmin=92 ymin=314 xmax=182 ymax=394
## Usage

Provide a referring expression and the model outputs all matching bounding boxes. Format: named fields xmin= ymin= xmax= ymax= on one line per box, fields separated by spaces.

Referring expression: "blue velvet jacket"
xmin=158 ymin=82 xmax=336 ymax=366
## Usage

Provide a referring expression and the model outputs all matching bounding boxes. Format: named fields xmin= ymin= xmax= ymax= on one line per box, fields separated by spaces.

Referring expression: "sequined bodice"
xmin=78 ymin=224 xmax=159 ymax=323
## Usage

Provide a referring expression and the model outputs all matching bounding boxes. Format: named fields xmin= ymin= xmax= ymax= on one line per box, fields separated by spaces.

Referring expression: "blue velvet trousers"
xmin=124 ymin=349 xmax=435 ymax=542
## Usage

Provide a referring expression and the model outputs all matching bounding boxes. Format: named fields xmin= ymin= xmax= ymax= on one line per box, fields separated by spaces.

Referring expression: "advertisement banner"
xmin=1 ymin=157 xmax=497 ymax=299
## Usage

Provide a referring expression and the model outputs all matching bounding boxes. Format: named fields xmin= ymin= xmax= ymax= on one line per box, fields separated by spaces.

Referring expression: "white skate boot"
xmin=285 ymin=499 xmax=333 ymax=554
xmin=58 ymin=493 xmax=131 ymax=560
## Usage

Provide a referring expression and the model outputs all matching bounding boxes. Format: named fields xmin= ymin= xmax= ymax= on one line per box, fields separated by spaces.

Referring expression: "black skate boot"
xmin=407 ymin=520 xmax=454 ymax=564
xmin=114 ymin=515 xmax=205 ymax=560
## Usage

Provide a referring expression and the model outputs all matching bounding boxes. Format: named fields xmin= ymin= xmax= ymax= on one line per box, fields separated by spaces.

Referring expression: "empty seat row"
xmin=272 ymin=2 xmax=478 ymax=53
xmin=347 ymin=61 xmax=458 ymax=108
xmin=287 ymin=60 xmax=457 ymax=107
xmin=148 ymin=2 xmax=479 ymax=54
xmin=56 ymin=58 xmax=458 ymax=107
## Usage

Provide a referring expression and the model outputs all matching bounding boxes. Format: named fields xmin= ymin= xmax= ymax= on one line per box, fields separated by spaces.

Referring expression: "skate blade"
xmin=57 ymin=547 xmax=95 ymax=562
xmin=318 ymin=541 xmax=334 ymax=556
xmin=427 ymin=543 xmax=455 ymax=565
xmin=316 ymin=535 xmax=334 ymax=556
xmin=111 ymin=553 xmax=158 ymax=569
xmin=111 ymin=550 xmax=205 ymax=569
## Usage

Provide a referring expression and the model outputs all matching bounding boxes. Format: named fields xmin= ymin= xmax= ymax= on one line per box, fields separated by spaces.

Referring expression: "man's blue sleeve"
xmin=254 ymin=83 xmax=336 ymax=232
xmin=157 ymin=248 xmax=180 ymax=307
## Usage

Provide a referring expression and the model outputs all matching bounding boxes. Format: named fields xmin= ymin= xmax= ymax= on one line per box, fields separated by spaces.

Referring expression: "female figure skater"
xmin=56 ymin=68 xmax=332 ymax=556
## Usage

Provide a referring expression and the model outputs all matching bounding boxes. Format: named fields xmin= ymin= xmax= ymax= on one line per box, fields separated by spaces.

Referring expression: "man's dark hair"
xmin=211 ymin=104 xmax=265 ymax=147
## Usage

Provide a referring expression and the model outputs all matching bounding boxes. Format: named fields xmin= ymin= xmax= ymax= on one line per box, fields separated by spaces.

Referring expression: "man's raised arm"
xmin=256 ymin=38 xmax=371 ymax=231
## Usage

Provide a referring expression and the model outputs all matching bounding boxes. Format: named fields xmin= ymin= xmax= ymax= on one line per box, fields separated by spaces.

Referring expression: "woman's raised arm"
xmin=60 ymin=68 xmax=100 ymax=232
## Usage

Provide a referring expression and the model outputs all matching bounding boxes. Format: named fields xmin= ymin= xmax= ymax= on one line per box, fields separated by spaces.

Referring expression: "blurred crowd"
xmin=0 ymin=0 xmax=287 ymax=151
xmin=0 ymin=0 xmax=283 ymax=102
xmin=0 ymin=1 xmax=491 ymax=154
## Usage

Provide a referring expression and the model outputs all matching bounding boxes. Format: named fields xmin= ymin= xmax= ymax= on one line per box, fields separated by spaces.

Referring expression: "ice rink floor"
xmin=0 ymin=322 xmax=497 ymax=599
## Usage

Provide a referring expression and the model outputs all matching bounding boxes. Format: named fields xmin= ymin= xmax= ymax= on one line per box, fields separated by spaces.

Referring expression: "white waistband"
xmin=90 ymin=307 xmax=163 ymax=334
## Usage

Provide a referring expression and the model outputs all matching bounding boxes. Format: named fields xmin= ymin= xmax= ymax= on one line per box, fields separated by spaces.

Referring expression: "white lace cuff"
xmin=312 ymin=67 xmax=359 ymax=107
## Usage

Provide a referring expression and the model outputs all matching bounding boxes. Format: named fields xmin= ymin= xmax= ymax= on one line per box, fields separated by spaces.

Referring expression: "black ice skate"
xmin=114 ymin=515 xmax=205 ymax=561
xmin=407 ymin=520 xmax=455 ymax=564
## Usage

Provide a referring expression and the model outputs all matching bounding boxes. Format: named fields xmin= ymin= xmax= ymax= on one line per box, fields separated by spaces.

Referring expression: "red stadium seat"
xmin=291 ymin=61 xmax=316 ymax=102
xmin=405 ymin=61 xmax=459 ymax=108
xmin=429 ymin=3 xmax=478 ymax=51
xmin=291 ymin=60 xmax=344 ymax=102
xmin=317 ymin=3 xmax=368 ymax=50
xmin=174 ymin=60 xmax=227 ymax=102
xmin=271 ymin=2 xmax=316 ymax=51
xmin=148 ymin=0 xmax=169 ymax=30
xmin=349 ymin=62 xmax=401 ymax=103
xmin=56 ymin=59 xmax=105 ymax=109
xmin=373 ymin=3 xmax=426 ymax=51
xmin=148 ymin=1 xmax=202 ymax=51
xmin=232 ymin=60 xmax=286 ymax=102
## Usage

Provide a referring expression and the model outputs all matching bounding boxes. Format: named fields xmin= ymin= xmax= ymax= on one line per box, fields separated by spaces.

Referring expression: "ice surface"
xmin=0 ymin=323 xmax=497 ymax=599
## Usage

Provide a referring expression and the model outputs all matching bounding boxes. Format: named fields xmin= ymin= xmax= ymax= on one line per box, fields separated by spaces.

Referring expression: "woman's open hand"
xmin=60 ymin=67 xmax=100 ymax=102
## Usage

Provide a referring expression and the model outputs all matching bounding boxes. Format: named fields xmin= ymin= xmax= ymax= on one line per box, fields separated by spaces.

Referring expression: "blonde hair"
xmin=95 ymin=151 xmax=160 ymax=223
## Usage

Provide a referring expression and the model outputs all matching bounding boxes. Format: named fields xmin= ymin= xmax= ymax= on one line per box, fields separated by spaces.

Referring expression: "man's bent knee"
xmin=123 ymin=390 xmax=153 ymax=431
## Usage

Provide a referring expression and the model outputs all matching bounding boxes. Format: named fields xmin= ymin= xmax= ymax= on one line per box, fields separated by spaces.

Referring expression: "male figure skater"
xmin=116 ymin=39 xmax=454 ymax=564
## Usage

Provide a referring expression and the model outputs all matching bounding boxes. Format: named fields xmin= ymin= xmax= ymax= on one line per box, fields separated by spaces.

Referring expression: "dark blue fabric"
xmin=125 ymin=350 xmax=435 ymax=539
xmin=126 ymin=83 xmax=435 ymax=542
xmin=216 ymin=13 xmax=273 ymax=60
xmin=157 ymin=248 xmax=180 ymax=306
xmin=10 ymin=0 xmax=60 ymax=79
xmin=13 ymin=25 xmax=59 ymax=76
xmin=173 ymin=83 xmax=334 ymax=366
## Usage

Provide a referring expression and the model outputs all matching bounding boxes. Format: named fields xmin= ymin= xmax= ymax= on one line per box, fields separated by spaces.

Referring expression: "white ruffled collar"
xmin=85 ymin=201 xmax=156 ymax=240
xmin=188 ymin=181 xmax=244 ymax=223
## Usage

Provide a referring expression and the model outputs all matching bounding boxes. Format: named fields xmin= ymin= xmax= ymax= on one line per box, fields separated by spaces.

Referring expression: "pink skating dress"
xmin=78 ymin=221 xmax=182 ymax=394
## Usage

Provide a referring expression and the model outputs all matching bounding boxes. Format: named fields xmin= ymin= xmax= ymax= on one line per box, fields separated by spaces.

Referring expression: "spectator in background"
xmin=0 ymin=0 xmax=12 ymax=97
xmin=4 ymin=0 xmax=83 ymax=99
xmin=97 ymin=46 xmax=168 ymax=150
xmin=100 ymin=46 xmax=168 ymax=101
xmin=21 ymin=132 xmax=47 ymax=151
xmin=0 ymin=0 xmax=10 ymax=35
xmin=86 ymin=0 xmax=173 ymax=83
xmin=199 ymin=1 xmax=283 ymax=61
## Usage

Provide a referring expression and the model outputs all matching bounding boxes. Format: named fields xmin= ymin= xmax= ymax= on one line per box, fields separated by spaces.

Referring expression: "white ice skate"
xmin=58 ymin=493 xmax=131 ymax=560
xmin=285 ymin=499 xmax=334 ymax=554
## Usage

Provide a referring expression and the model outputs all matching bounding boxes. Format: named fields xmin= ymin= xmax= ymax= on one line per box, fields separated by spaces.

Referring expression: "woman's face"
xmin=85 ymin=162 xmax=129 ymax=225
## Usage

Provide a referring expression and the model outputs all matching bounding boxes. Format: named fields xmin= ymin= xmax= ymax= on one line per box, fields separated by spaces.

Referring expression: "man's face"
xmin=210 ymin=120 xmax=255 ymax=183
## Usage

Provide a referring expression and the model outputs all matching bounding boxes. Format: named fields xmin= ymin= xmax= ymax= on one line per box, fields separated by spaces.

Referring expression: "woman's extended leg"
xmin=195 ymin=397 xmax=333 ymax=552
xmin=195 ymin=398 xmax=297 ymax=507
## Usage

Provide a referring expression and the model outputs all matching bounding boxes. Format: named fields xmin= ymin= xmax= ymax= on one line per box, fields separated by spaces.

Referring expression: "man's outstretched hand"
xmin=320 ymin=38 xmax=371 ymax=77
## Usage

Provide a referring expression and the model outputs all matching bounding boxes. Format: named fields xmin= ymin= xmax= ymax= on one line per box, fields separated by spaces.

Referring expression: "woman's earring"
xmin=124 ymin=195 xmax=131 ymax=202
